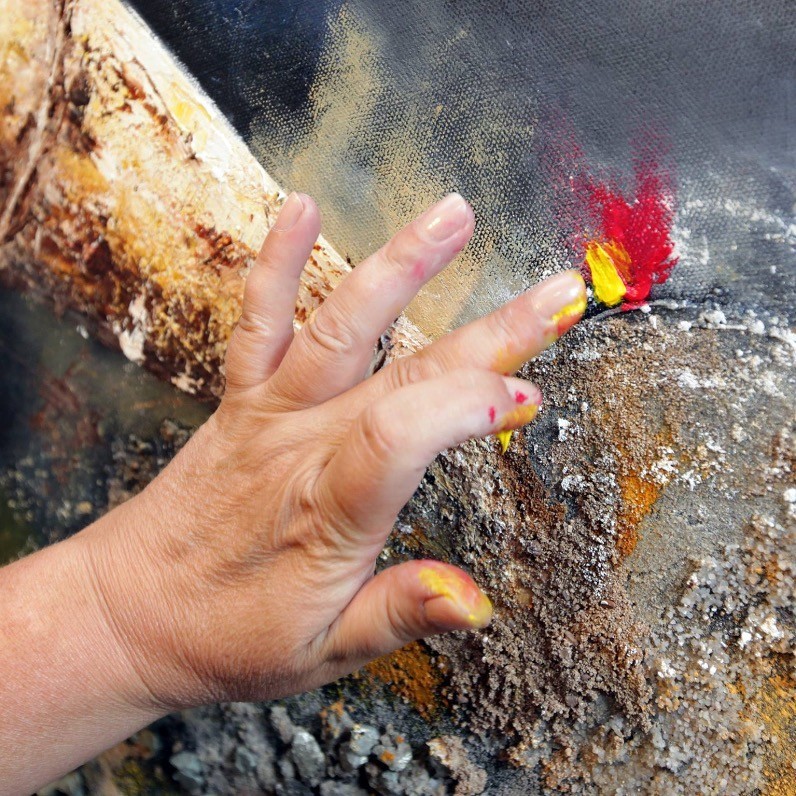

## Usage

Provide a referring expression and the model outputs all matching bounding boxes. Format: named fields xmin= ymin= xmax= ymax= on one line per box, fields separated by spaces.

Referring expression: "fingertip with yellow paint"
xmin=419 ymin=565 xmax=493 ymax=629
xmin=492 ymin=401 xmax=540 ymax=453
xmin=550 ymin=287 xmax=588 ymax=337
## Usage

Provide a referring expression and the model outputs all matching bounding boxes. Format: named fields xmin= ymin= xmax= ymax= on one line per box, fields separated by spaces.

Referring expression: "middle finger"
xmin=334 ymin=269 xmax=587 ymax=421
xmin=267 ymin=193 xmax=475 ymax=407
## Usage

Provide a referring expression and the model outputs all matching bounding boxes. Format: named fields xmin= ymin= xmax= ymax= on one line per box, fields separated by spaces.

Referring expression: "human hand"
xmin=82 ymin=192 xmax=586 ymax=712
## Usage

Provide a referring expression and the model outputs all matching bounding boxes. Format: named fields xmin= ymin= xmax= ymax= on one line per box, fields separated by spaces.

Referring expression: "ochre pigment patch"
xmin=751 ymin=670 xmax=796 ymax=796
xmin=615 ymin=471 xmax=660 ymax=557
xmin=364 ymin=641 xmax=448 ymax=720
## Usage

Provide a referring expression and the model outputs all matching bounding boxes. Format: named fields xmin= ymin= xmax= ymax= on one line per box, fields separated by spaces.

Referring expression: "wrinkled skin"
xmin=85 ymin=192 xmax=586 ymax=708
xmin=0 ymin=193 xmax=585 ymax=795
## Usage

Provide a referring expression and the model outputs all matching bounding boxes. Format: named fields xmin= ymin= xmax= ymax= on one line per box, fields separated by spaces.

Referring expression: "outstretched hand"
xmin=83 ymin=192 xmax=587 ymax=711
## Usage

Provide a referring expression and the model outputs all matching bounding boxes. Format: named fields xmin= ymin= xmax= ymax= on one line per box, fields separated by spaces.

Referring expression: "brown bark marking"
xmin=0 ymin=0 xmax=70 ymax=247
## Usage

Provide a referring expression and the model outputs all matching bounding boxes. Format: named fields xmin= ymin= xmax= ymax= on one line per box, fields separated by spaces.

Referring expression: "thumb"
xmin=321 ymin=560 xmax=493 ymax=665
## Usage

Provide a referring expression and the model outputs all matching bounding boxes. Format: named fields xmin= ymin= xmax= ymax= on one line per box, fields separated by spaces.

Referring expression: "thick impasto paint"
xmin=582 ymin=160 xmax=678 ymax=310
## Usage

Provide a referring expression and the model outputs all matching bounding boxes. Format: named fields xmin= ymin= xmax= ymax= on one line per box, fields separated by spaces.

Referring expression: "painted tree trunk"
xmin=0 ymin=0 xmax=422 ymax=400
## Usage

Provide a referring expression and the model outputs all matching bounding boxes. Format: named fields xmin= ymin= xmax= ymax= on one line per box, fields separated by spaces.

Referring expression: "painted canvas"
xmin=0 ymin=0 xmax=793 ymax=793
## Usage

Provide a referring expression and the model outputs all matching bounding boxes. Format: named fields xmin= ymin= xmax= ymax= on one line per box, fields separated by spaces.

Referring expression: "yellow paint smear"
xmin=495 ymin=404 xmax=539 ymax=454
xmin=755 ymin=672 xmax=796 ymax=796
xmin=585 ymin=240 xmax=628 ymax=306
xmin=497 ymin=430 xmax=513 ymax=453
xmin=419 ymin=567 xmax=492 ymax=626
xmin=550 ymin=292 xmax=587 ymax=326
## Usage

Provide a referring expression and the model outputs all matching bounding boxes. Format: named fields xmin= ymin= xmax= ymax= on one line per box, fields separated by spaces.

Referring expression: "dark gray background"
xmin=126 ymin=0 xmax=794 ymax=322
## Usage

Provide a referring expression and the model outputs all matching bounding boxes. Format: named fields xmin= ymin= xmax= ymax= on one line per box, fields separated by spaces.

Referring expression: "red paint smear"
xmin=488 ymin=406 xmax=496 ymax=423
xmin=537 ymin=112 xmax=678 ymax=309
xmin=586 ymin=162 xmax=678 ymax=308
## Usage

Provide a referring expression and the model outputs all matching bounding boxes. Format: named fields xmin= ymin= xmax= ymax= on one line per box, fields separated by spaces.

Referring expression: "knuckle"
xmin=251 ymin=252 xmax=279 ymax=279
xmin=380 ymin=234 xmax=422 ymax=276
xmin=302 ymin=306 xmax=358 ymax=357
xmin=236 ymin=310 xmax=274 ymax=339
xmin=386 ymin=350 xmax=443 ymax=390
xmin=242 ymin=262 xmax=271 ymax=303
xmin=485 ymin=302 xmax=521 ymax=345
xmin=385 ymin=591 xmax=416 ymax=644
xmin=305 ymin=475 xmax=360 ymax=549
xmin=358 ymin=403 xmax=400 ymax=461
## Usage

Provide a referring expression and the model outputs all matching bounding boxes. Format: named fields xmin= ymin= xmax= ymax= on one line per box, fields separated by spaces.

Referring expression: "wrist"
xmin=70 ymin=515 xmax=173 ymax=715
xmin=76 ymin=424 xmax=226 ymax=711
xmin=0 ymin=531 xmax=165 ymax=790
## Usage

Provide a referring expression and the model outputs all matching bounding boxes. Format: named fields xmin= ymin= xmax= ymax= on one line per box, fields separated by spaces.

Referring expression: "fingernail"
xmin=419 ymin=567 xmax=493 ymax=629
xmin=420 ymin=193 xmax=470 ymax=243
xmin=532 ymin=271 xmax=587 ymax=338
xmin=273 ymin=192 xmax=305 ymax=232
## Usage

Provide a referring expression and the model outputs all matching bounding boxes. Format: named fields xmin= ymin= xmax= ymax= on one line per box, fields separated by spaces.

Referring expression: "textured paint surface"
xmin=582 ymin=161 xmax=678 ymax=309
xmin=584 ymin=242 xmax=628 ymax=306
xmin=128 ymin=0 xmax=795 ymax=330
xmin=2 ymin=1 xmax=794 ymax=793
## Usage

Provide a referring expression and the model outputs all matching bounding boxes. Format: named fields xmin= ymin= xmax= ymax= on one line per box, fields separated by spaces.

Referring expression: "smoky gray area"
xmin=126 ymin=0 xmax=795 ymax=324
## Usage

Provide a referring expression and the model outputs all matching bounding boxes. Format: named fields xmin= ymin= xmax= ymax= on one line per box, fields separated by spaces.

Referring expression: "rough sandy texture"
xmin=24 ymin=303 xmax=792 ymax=795
xmin=391 ymin=306 xmax=794 ymax=792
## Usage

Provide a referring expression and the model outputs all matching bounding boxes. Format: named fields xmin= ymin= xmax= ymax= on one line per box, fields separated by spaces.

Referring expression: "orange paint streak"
xmin=363 ymin=641 xmax=448 ymax=719
xmin=616 ymin=472 xmax=660 ymax=556
xmin=757 ymin=672 xmax=796 ymax=796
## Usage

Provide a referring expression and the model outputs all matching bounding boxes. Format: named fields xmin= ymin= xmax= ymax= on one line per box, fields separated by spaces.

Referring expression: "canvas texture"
xmin=128 ymin=0 xmax=794 ymax=331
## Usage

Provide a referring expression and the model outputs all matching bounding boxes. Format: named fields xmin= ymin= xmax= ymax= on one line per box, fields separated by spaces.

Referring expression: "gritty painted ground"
xmin=4 ymin=293 xmax=791 ymax=795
